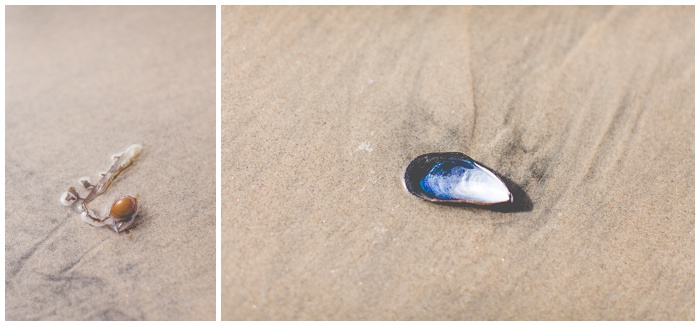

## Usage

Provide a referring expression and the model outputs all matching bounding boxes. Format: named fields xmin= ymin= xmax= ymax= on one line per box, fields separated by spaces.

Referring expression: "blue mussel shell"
xmin=404 ymin=152 xmax=512 ymax=205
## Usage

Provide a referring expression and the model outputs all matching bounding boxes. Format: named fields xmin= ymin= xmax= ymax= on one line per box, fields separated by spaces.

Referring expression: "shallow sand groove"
xmin=6 ymin=6 xmax=216 ymax=320
xmin=222 ymin=6 xmax=695 ymax=320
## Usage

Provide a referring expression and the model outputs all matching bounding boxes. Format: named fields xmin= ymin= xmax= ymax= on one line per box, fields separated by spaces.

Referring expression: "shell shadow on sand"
xmin=477 ymin=172 xmax=533 ymax=213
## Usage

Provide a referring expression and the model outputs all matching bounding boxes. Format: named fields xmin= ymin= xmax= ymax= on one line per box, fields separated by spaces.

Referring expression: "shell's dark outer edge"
xmin=403 ymin=152 xmax=511 ymax=205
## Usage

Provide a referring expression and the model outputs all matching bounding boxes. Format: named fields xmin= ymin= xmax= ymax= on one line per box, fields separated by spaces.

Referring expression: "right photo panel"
xmin=221 ymin=6 xmax=694 ymax=320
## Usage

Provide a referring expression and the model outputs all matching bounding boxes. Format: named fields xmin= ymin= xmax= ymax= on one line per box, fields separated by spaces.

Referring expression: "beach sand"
xmin=6 ymin=6 xmax=216 ymax=320
xmin=221 ymin=6 xmax=694 ymax=320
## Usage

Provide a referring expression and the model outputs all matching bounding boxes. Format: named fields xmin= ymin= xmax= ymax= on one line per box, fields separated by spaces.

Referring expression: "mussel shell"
xmin=403 ymin=152 xmax=512 ymax=205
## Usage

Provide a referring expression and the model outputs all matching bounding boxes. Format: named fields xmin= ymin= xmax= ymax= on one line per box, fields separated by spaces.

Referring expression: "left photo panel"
xmin=6 ymin=6 xmax=216 ymax=320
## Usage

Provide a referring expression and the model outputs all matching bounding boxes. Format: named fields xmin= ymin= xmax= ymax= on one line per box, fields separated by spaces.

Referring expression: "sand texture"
xmin=6 ymin=6 xmax=216 ymax=320
xmin=221 ymin=6 xmax=694 ymax=320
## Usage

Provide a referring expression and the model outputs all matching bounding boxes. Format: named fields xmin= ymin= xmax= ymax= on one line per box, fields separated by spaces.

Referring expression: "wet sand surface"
xmin=6 ymin=6 xmax=216 ymax=320
xmin=221 ymin=6 xmax=694 ymax=320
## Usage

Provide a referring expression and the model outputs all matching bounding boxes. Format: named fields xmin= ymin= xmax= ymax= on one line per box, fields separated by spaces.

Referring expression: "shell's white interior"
xmin=422 ymin=161 xmax=511 ymax=203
